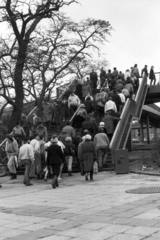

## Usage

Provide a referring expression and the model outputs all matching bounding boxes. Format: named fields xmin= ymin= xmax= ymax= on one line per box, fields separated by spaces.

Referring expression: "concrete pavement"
xmin=0 ymin=172 xmax=160 ymax=239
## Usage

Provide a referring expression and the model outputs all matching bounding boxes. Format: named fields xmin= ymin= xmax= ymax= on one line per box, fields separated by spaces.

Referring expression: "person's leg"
xmin=70 ymin=106 xmax=74 ymax=117
xmin=58 ymin=163 xmax=64 ymax=180
xmin=97 ymin=149 xmax=103 ymax=169
xmin=51 ymin=164 xmax=59 ymax=188
xmin=29 ymin=163 xmax=36 ymax=178
xmin=90 ymin=170 xmax=93 ymax=181
xmin=7 ymin=156 xmax=17 ymax=179
xmin=103 ymin=150 xmax=108 ymax=163
xmin=24 ymin=160 xmax=32 ymax=186
xmin=68 ymin=156 xmax=73 ymax=176
xmin=55 ymin=164 xmax=61 ymax=187
xmin=35 ymin=153 xmax=42 ymax=179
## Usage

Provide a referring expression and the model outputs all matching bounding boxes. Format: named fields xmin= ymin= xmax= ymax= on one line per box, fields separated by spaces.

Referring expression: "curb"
xmin=130 ymin=170 xmax=160 ymax=177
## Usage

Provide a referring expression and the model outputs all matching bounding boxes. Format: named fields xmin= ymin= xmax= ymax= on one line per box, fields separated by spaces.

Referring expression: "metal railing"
xmin=69 ymin=104 xmax=83 ymax=122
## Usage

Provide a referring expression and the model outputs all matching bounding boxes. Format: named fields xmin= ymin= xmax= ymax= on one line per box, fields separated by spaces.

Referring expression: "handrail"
xmin=0 ymin=106 xmax=38 ymax=147
xmin=69 ymin=104 xmax=82 ymax=122
xmin=109 ymin=74 xmax=148 ymax=151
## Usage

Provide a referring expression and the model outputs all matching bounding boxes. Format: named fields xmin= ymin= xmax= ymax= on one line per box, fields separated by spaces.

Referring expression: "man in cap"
xmin=47 ymin=136 xmax=65 ymax=188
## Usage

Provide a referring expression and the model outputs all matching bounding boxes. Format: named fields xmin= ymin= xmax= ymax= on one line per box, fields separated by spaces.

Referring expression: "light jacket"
xmin=68 ymin=94 xmax=80 ymax=108
xmin=18 ymin=143 xmax=34 ymax=163
xmin=94 ymin=133 xmax=110 ymax=150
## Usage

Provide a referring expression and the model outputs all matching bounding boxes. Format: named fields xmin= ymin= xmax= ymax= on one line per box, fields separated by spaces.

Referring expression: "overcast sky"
xmin=65 ymin=0 xmax=160 ymax=75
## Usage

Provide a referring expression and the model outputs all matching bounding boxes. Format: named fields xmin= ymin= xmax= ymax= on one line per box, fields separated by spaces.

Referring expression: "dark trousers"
xmin=70 ymin=105 xmax=78 ymax=117
xmin=21 ymin=159 xmax=32 ymax=185
xmin=51 ymin=164 xmax=61 ymax=177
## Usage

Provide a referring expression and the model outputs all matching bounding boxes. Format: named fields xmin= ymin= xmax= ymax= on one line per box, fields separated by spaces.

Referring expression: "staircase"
xmin=110 ymin=75 xmax=149 ymax=152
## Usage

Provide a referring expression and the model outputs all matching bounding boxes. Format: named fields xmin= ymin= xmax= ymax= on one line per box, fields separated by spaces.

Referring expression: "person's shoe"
xmin=68 ymin=171 xmax=73 ymax=176
xmin=37 ymin=175 xmax=41 ymax=180
xmin=26 ymin=183 xmax=33 ymax=186
xmin=56 ymin=181 xmax=59 ymax=187
xmin=10 ymin=174 xmax=17 ymax=180
xmin=44 ymin=178 xmax=47 ymax=182
xmin=85 ymin=174 xmax=88 ymax=181
xmin=52 ymin=176 xmax=57 ymax=188
xmin=0 ymin=185 xmax=2 ymax=188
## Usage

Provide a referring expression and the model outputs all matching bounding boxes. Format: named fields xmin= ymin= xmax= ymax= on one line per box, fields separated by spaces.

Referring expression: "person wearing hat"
xmin=64 ymin=136 xmax=75 ymax=176
xmin=5 ymin=135 xmax=18 ymax=179
xmin=98 ymin=122 xmax=107 ymax=135
xmin=78 ymin=134 xmax=95 ymax=181
xmin=18 ymin=137 xmax=35 ymax=186
xmin=47 ymin=136 xmax=65 ymax=188
xmin=94 ymin=128 xmax=110 ymax=171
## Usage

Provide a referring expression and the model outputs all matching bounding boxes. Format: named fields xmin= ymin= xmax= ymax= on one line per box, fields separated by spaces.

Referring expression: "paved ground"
xmin=1 ymin=172 xmax=160 ymax=240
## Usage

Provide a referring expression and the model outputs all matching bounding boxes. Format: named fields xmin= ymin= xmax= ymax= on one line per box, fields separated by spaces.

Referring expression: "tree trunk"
xmin=8 ymin=45 xmax=26 ymax=133
xmin=36 ymin=87 xmax=46 ymax=119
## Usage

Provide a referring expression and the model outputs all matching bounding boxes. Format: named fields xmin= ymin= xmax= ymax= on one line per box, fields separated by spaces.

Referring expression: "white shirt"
xmin=68 ymin=94 xmax=80 ymax=108
xmin=118 ymin=93 xmax=125 ymax=103
xmin=104 ymin=100 xmax=117 ymax=113
xmin=30 ymin=139 xmax=40 ymax=153
xmin=18 ymin=143 xmax=34 ymax=162
xmin=124 ymin=71 xmax=131 ymax=80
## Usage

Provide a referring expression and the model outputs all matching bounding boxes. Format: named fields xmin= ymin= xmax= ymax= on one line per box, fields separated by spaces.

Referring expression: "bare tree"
xmin=23 ymin=16 xmax=112 ymax=106
xmin=0 ymin=0 xmax=77 ymax=131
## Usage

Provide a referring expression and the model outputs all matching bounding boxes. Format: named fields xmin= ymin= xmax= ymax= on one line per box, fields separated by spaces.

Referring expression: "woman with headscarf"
xmin=47 ymin=136 xmax=65 ymax=188
xmin=78 ymin=134 xmax=96 ymax=181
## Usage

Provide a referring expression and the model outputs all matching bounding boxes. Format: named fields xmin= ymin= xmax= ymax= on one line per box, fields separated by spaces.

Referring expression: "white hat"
xmin=65 ymin=136 xmax=72 ymax=142
xmin=85 ymin=134 xmax=92 ymax=140
xmin=99 ymin=122 xmax=105 ymax=127
xmin=82 ymin=136 xmax=86 ymax=141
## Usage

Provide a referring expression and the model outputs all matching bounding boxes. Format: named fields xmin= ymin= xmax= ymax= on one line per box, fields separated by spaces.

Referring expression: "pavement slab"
xmin=1 ymin=172 xmax=160 ymax=239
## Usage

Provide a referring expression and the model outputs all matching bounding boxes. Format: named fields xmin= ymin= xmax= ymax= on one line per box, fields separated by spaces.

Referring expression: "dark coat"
xmin=149 ymin=69 xmax=155 ymax=80
xmin=47 ymin=144 xmax=64 ymax=165
xmin=84 ymin=100 xmax=94 ymax=114
xmin=75 ymin=84 xmax=82 ymax=100
xmin=81 ymin=120 xmax=95 ymax=136
xmin=72 ymin=115 xmax=86 ymax=129
xmin=64 ymin=142 xmax=75 ymax=157
xmin=90 ymin=72 xmax=98 ymax=82
xmin=78 ymin=140 xmax=95 ymax=172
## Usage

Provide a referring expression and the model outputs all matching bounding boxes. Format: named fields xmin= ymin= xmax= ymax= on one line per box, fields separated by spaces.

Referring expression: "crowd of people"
xmin=0 ymin=64 xmax=156 ymax=188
